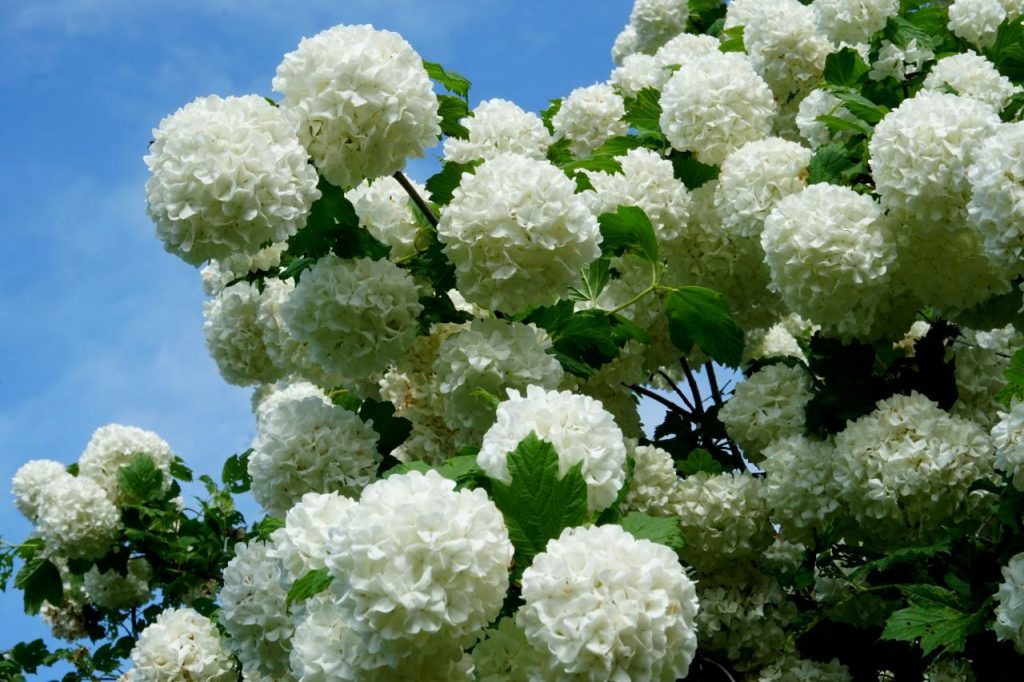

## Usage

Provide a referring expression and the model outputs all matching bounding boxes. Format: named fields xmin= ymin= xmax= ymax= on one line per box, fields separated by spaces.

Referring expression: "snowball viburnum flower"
xmin=78 ymin=424 xmax=175 ymax=504
xmin=12 ymin=459 xmax=70 ymax=522
xmin=477 ymin=385 xmax=628 ymax=513
xmin=994 ymin=551 xmax=1024 ymax=652
xmin=204 ymin=281 xmax=283 ymax=387
xmin=551 ymin=83 xmax=628 ymax=157
xmin=517 ymin=524 xmax=700 ymax=681
xmin=127 ymin=607 xmax=237 ymax=681
xmin=273 ymin=24 xmax=440 ymax=188
xmin=442 ymin=98 xmax=552 ymax=163
xmin=145 ymin=95 xmax=320 ymax=266
xmin=967 ymin=122 xmax=1024 ymax=273
xmin=35 ymin=475 xmax=121 ymax=560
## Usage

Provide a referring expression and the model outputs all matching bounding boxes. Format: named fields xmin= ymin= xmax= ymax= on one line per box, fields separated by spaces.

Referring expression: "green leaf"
xmin=816 ymin=114 xmax=873 ymax=137
xmin=221 ymin=450 xmax=252 ymax=494
xmin=540 ymin=98 xmax=562 ymax=135
xmin=997 ymin=347 xmax=1024 ymax=407
xmin=118 ymin=453 xmax=165 ymax=503
xmin=622 ymin=88 xmax=663 ymax=137
xmin=15 ymin=558 xmax=63 ymax=615
xmin=675 ymin=448 xmax=724 ymax=476
xmin=825 ymin=86 xmax=890 ymax=124
xmin=287 ymin=568 xmax=334 ymax=610
xmin=169 ymin=456 xmax=193 ymax=482
xmin=619 ymin=512 xmax=685 ymax=551
xmin=6 ymin=639 xmax=50 ymax=674
xmin=664 ymin=286 xmax=745 ymax=367
xmin=570 ymin=257 xmax=611 ymax=303
xmin=986 ymin=17 xmax=1024 ymax=82
xmin=383 ymin=461 xmax=433 ymax=478
xmin=1002 ymin=91 xmax=1024 ymax=122
xmin=425 ymin=160 xmax=480 ymax=206
xmin=881 ymin=585 xmax=983 ymax=655
xmin=251 ymin=516 xmax=286 ymax=542
xmin=806 ymin=141 xmax=869 ymax=186
xmin=488 ymin=433 xmax=589 ymax=572
xmin=849 ymin=537 xmax=954 ymax=580
xmin=687 ymin=0 xmax=728 ymax=34
xmin=287 ymin=178 xmax=389 ymax=261
xmin=882 ymin=15 xmax=935 ymax=50
xmin=437 ymin=455 xmax=487 ymax=488
xmin=823 ymin=46 xmax=870 ymax=86
xmin=597 ymin=205 xmax=659 ymax=263
xmin=422 ymin=60 xmax=471 ymax=100
xmin=437 ymin=94 xmax=470 ymax=139
xmin=719 ymin=25 xmax=745 ymax=52
xmin=668 ymin=150 xmax=719 ymax=189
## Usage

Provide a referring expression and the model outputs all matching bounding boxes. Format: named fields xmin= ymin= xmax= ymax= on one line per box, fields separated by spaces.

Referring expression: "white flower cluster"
xmin=477 ymin=385 xmax=628 ymax=513
xmin=948 ymin=0 xmax=1008 ymax=49
xmin=967 ymin=122 xmax=1024 ymax=273
xmin=78 ymin=424 xmax=175 ymax=504
xmin=201 ymin=242 xmax=287 ymax=296
xmin=144 ymin=95 xmax=320 ymax=266
xmin=204 ymin=281 xmax=282 ymax=386
xmin=954 ymin=325 xmax=1022 ymax=427
xmin=12 ymin=459 xmax=70 ymax=523
xmin=551 ymin=83 xmax=628 ymax=157
xmin=273 ymin=24 xmax=440 ymax=188
xmin=348 ymin=175 xmax=425 ymax=261
xmin=718 ymin=363 xmax=814 ymax=459
xmin=628 ymin=0 xmax=689 ymax=54
xmin=280 ymin=254 xmax=422 ymax=380
xmin=673 ymin=471 xmax=773 ymax=571
xmin=724 ymin=0 xmax=775 ymax=29
xmin=219 ymin=541 xmax=294 ymax=679
xmin=715 ymin=137 xmax=811 ymax=239
xmin=249 ymin=389 xmax=380 ymax=517
xmin=35 ymin=474 xmax=121 ymax=560
xmin=813 ymin=0 xmax=898 ymax=44
xmin=869 ymin=39 xmax=934 ymax=81
xmin=320 ymin=471 xmax=512 ymax=674
xmin=471 ymin=617 xmax=546 ymax=682
xmin=83 ymin=559 xmax=152 ymax=611
xmin=443 ymin=98 xmax=552 ymax=163
xmin=624 ymin=444 xmax=681 ymax=516
xmin=833 ymin=392 xmax=995 ymax=546
xmin=437 ymin=153 xmax=601 ymax=313
xmin=660 ymin=52 xmax=776 ymax=165
xmin=995 ymin=552 xmax=1024 ymax=652
xmin=761 ymin=184 xmax=899 ymax=339
xmin=582 ymin=147 xmax=691 ymax=242
xmin=610 ymin=53 xmax=661 ymax=96
xmin=518 ymin=524 xmax=700 ymax=681
xmin=744 ymin=0 xmax=832 ymax=98
xmin=756 ymin=655 xmax=853 ymax=682
xmin=924 ymin=52 xmax=1021 ymax=112
xmin=994 ymin=401 xmax=1024 ymax=490
xmin=653 ymin=33 xmax=720 ymax=70
xmin=761 ymin=435 xmax=842 ymax=546
xmin=796 ymin=89 xmax=859 ymax=150
xmin=435 ymin=319 xmax=564 ymax=441
xmin=270 ymin=491 xmax=356 ymax=583
xmin=127 ymin=607 xmax=237 ymax=681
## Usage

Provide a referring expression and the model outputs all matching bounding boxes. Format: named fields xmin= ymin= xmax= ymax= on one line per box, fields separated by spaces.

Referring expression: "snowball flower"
xmin=78 ymin=424 xmax=175 ymax=503
xmin=796 ymin=88 xmax=859 ymax=150
xmin=204 ymin=281 xmax=282 ymax=386
xmin=994 ymin=552 xmax=1024 ymax=653
xmin=478 ymin=385 xmax=628 ymax=513
xmin=714 ymin=137 xmax=811 ymax=238
xmin=437 ymin=153 xmax=601 ymax=313
xmin=761 ymin=183 xmax=898 ymax=338
xmin=724 ymin=0 xmax=775 ymax=28
xmin=744 ymin=0 xmax=833 ymax=98
xmin=35 ymin=475 xmax=120 ymax=559
xmin=551 ymin=83 xmax=628 ymax=157
xmin=12 ymin=459 xmax=69 ymax=522
xmin=518 ymin=524 xmax=699 ymax=681
xmin=813 ymin=0 xmax=898 ymax=44
xmin=833 ymin=392 xmax=996 ymax=546
xmin=83 ymin=559 xmax=152 ymax=611
xmin=280 ymin=254 xmax=422 ymax=380
xmin=610 ymin=53 xmax=662 ymax=97
xmin=660 ymin=51 xmax=776 ymax=165
xmin=270 ymin=491 xmax=356 ymax=583
xmin=249 ymin=391 xmax=380 ymax=517
xmin=629 ymin=0 xmax=690 ymax=54
xmin=611 ymin=24 xmax=639 ymax=65
xmin=624 ymin=444 xmax=681 ymax=516
xmin=273 ymin=24 xmax=440 ymax=188
xmin=219 ymin=541 xmax=294 ymax=679
xmin=443 ymin=98 xmax=552 ymax=163
xmin=348 ymin=175 xmax=425 ymax=260
xmin=967 ymin=122 xmax=1024 ymax=272
xmin=993 ymin=401 xmax=1024 ymax=490
xmin=718 ymin=363 xmax=814 ymax=459
xmin=128 ymin=607 xmax=237 ymax=681
xmin=761 ymin=435 xmax=842 ymax=546
xmin=924 ymin=51 xmax=1020 ymax=112
xmin=325 ymin=471 xmax=513 ymax=661
xmin=201 ymin=242 xmax=287 ymax=296
xmin=144 ymin=95 xmax=320 ymax=266
xmin=435 ymin=319 xmax=564 ymax=440
xmin=652 ymin=33 xmax=721 ymax=70
xmin=948 ymin=0 xmax=1006 ymax=49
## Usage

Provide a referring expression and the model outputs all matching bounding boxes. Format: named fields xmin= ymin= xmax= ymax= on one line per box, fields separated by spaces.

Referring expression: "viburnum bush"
xmin=6 ymin=0 xmax=1024 ymax=679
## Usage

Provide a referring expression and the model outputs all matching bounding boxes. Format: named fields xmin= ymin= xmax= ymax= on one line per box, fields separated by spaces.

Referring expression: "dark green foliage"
xmin=618 ymin=512 xmax=685 ymax=551
xmin=597 ymin=205 xmax=659 ymax=264
xmin=664 ymin=286 xmax=745 ymax=367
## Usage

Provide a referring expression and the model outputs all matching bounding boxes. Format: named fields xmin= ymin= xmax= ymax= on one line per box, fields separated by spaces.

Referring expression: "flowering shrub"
xmin=6 ymin=3 xmax=1024 ymax=680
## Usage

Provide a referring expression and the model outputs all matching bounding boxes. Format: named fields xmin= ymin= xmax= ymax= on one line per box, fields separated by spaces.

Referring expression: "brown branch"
xmin=656 ymin=369 xmax=697 ymax=413
xmin=679 ymin=356 xmax=705 ymax=418
xmin=393 ymin=170 xmax=438 ymax=228
xmin=626 ymin=383 xmax=695 ymax=422
xmin=705 ymin=360 xmax=725 ymax=407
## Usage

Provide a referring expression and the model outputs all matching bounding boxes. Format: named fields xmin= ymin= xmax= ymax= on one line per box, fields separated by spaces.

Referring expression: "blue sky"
xmin=0 ymin=0 xmax=648 ymax=675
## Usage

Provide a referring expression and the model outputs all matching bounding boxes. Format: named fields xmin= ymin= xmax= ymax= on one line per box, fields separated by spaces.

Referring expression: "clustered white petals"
xmin=249 ymin=391 xmax=380 ymax=517
xmin=796 ymin=88 xmax=859 ymax=150
xmin=280 ymin=254 xmax=423 ymax=380
xmin=443 ymin=98 xmax=553 ymax=163
xmin=744 ymin=0 xmax=833 ymax=98
xmin=924 ymin=52 xmax=1021 ymax=112
xmin=204 ymin=281 xmax=283 ymax=386
xmin=517 ymin=524 xmax=700 ymax=681
xmin=35 ymin=475 xmax=121 ymax=560
xmin=762 ymin=435 xmax=842 ymax=545
xmin=719 ymin=364 xmax=814 ymax=459
xmin=652 ymin=33 xmax=721 ymax=70
xmin=477 ymin=385 xmax=628 ymax=513
xmin=993 ymin=401 xmax=1024 ymax=490
xmin=756 ymin=655 xmax=853 ymax=681
xmin=273 ymin=24 xmax=440 ymax=188
xmin=629 ymin=0 xmax=690 ymax=54
xmin=83 ymin=559 xmax=152 ymax=611
xmin=610 ymin=53 xmax=662 ymax=96
xmin=270 ymin=491 xmax=357 ymax=583
xmin=201 ymin=242 xmax=287 ymax=296
xmin=659 ymin=51 xmax=776 ymax=165
xmin=948 ymin=0 xmax=1007 ymax=49
xmin=437 ymin=153 xmax=602 ymax=313
xmin=967 ymin=122 xmax=1024 ymax=272
xmin=12 ymin=459 xmax=69 ymax=522
xmin=145 ymin=95 xmax=320 ymax=266
xmin=551 ymin=83 xmax=628 ymax=157
xmin=697 ymin=575 xmax=797 ymax=671
xmin=78 ymin=424 xmax=175 ymax=503
xmin=471 ymin=617 xmax=547 ymax=682
xmin=761 ymin=183 xmax=899 ymax=338
xmin=624 ymin=444 xmax=681 ymax=516
xmin=813 ymin=0 xmax=898 ymax=44
xmin=994 ymin=552 xmax=1024 ymax=652
xmin=348 ymin=176 xmax=425 ymax=260
xmin=127 ymin=607 xmax=237 ymax=681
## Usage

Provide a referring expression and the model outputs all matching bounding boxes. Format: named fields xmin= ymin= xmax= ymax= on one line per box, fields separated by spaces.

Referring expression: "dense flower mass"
xmin=718 ymin=363 xmax=813 ymax=459
xmin=35 ymin=475 xmax=120 ymax=560
xmin=813 ymin=0 xmax=898 ymax=44
xmin=126 ymin=607 xmax=237 ymax=681
xmin=437 ymin=153 xmax=601 ymax=312
xmin=272 ymin=24 xmax=440 ymax=188
xmin=743 ymin=0 xmax=832 ymax=98
xmin=967 ymin=122 xmax=1024 ymax=272
xmin=144 ymin=95 xmax=320 ymax=266
xmin=443 ymin=98 xmax=553 ymax=163
xmin=78 ymin=424 xmax=175 ymax=503
xmin=551 ymin=83 xmax=628 ymax=157
xmin=923 ymin=51 xmax=1020 ymax=112
xmin=477 ymin=385 xmax=628 ymax=513
xmin=347 ymin=175 xmax=425 ymax=260
xmin=12 ymin=459 xmax=70 ymax=522
xmin=994 ymin=552 xmax=1024 ymax=652
xmin=204 ymin=281 xmax=282 ymax=386
xmin=517 ymin=524 xmax=700 ymax=681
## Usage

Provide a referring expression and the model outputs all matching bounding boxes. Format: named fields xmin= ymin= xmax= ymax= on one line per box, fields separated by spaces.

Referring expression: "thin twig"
xmin=626 ymin=383 xmax=693 ymax=421
xmin=679 ymin=357 xmax=705 ymax=418
xmin=704 ymin=360 xmax=725 ymax=407
xmin=656 ymin=370 xmax=697 ymax=412
xmin=702 ymin=657 xmax=737 ymax=682
xmin=393 ymin=170 xmax=438 ymax=227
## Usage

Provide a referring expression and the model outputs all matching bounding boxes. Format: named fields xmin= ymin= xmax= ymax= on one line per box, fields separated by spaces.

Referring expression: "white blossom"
xmin=719 ymin=364 xmax=814 ymax=459
xmin=948 ymin=0 xmax=1007 ymax=49
xmin=551 ymin=83 xmax=628 ymax=157
xmin=347 ymin=176 xmax=425 ymax=260
xmin=994 ymin=552 xmax=1024 ymax=653
xmin=78 ymin=424 xmax=175 ymax=504
xmin=924 ymin=52 xmax=1021 ymax=112
xmin=812 ymin=0 xmax=898 ymax=44
xmin=443 ymin=98 xmax=552 ymax=163
xmin=36 ymin=475 xmax=120 ymax=560
xmin=967 ymin=122 xmax=1024 ymax=273
xmin=12 ymin=460 xmax=70 ymax=522
xmin=128 ymin=607 xmax=237 ymax=681
xmin=204 ymin=281 xmax=283 ymax=386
